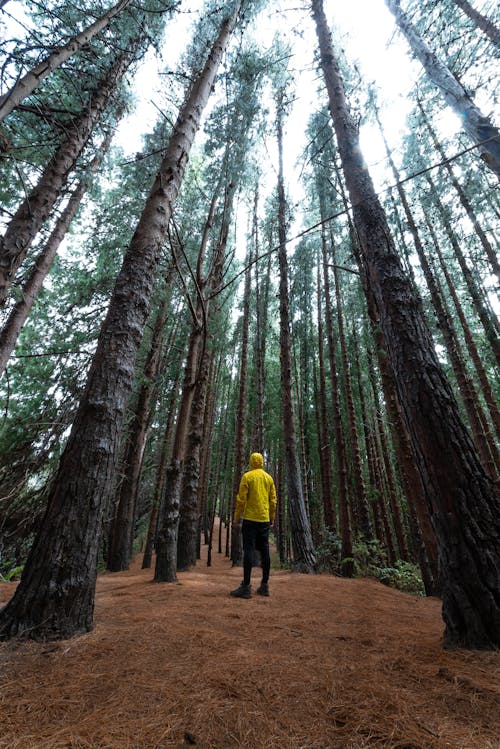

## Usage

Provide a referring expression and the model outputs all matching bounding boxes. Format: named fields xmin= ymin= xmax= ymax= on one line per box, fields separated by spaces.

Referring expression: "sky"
xmin=112 ymin=0 xmax=472 ymax=221
xmin=1 ymin=0 xmax=466 ymax=192
xmin=115 ymin=0 xmax=421 ymax=172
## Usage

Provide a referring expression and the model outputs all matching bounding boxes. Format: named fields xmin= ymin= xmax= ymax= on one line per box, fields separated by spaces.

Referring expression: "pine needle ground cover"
xmin=0 ymin=541 xmax=498 ymax=749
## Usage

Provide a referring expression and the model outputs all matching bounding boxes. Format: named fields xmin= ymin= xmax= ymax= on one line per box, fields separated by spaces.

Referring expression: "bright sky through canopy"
xmin=116 ymin=0 xmax=420 ymax=169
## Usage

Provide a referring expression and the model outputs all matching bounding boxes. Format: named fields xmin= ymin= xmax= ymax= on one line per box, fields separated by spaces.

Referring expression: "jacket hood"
xmin=249 ymin=452 xmax=264 ymax=469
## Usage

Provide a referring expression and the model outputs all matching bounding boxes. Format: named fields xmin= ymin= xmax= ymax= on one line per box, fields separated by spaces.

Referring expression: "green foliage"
xmin=351 ymin=535 xmax=387 ymax=576
xmin=315 ymin=529 xmax=342 ymax=573
xmin=315 ymin=531 xmax=424 ymax=596
xmin=0 ymin=562 xmax=24 ymax=582
xmin=372 ymin=561 xmax=425 ymax=597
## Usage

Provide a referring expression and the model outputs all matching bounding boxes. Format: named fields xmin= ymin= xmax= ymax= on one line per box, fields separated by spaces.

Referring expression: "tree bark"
xmin=385 ymin=0 xmax=500 ymax=178
xmin=0 ymin=49 xmax=135 ymax=306
xmin=423 ymin=171 xmax=500 ymax=369
xmin=364 ymin=343 xmax=410 ymax=561
xmin=252 ymin=189 xmax=268 ymax=451
xmin=331 ymin=240 xmax=373 ymax=539
xmin=377 ymin=114 xmax=497 ymax=476
xmin=424 ymin=212 xmax=500 ymax=442
xmin=276 ymin=93 xmax=316 ymax=573
xmin=364 ymin=282 xmax=439 ymax=592
xmin=177 ymin=181 xmax=233 ymax=572
xmin=0 ymin=132 xmax=113 ymax=377
xmin=176 ymin=348 xmax=210 ymax=571
xmin=108 ymin=294 xmax=168 ymax=571
xmin=320 ymin=224 xmax=353 ymax=575
xmin=142 ymin=362 xmax=181 ymax=570
xmin=417 ymin=99 xmax=500 ymax=284
xmin=0 ymin=9 xmax=240 ymax=640
xmin=315 ymin=251 xmax=335 ymax=531
xmin=453 ymin=0 xmax=500 ymax=47
xmin=330 ymin=136 xmax=438 ymax=587
xmin=313 ymin=0 xmax=500 ymax=649
xmin=230 ymin=244 xmax=252 ymax=566
xmin=0 ymin=0 xmax=134 ymax=122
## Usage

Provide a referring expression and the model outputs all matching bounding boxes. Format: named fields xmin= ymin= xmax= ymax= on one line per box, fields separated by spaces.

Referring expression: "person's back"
xmin=237 ymin=455 xmax=276 ymax=523
xmin=230 ymin=452 xmax=277 ymax=599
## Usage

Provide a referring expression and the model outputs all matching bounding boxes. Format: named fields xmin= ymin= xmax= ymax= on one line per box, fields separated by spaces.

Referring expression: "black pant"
xmin=242 ymin=519 xmax=271 ymax=586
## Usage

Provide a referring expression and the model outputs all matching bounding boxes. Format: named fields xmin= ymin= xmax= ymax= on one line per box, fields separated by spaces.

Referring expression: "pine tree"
xmin=313 ymin=0 xmax=500 ymax=649
xmin=0 ymin=2 xmax=243 ymax=640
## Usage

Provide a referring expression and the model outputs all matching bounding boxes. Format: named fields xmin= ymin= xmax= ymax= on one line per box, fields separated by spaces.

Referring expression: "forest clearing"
xmin=1 ymin=535 xmax=499 ymax=749
xmin=1 ymin=3 xmax=500 ymax=742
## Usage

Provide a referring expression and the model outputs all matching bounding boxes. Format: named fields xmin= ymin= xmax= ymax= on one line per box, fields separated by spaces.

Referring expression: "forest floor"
xmin=0 ymin=534 xmax=499 ymax=749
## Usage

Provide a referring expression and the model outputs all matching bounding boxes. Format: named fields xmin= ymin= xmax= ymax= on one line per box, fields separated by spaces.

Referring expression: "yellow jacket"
xmin=234 ymin=453 xmax=277 ymax=523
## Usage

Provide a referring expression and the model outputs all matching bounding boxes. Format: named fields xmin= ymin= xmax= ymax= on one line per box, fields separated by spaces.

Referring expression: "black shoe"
xmin=230 ymin=583 xmax=252 ymax=599
xmin=257 ymin=582 xmax=269 ymax=596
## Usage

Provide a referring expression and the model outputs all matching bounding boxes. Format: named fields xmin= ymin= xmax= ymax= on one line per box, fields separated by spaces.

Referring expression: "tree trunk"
xmin=198 ymin=352 xmax=219 ymax=552
xmin=0 ymin=130 xmax=115 ymax=378
xmin=331 ymin=241 xmax=373 ymax=539
xmin=331 ymin=139 xmax=438 ymax=587
xmin=315 ymin=252 xmax=335 ymax=531
xmin=276 ymin=93 xmax=316 ymax=573
xmin=313 ymin=0 xmax=500 ymax=649
xmin=253 ymin=189 xmax=268 ymax=451
xmin=142 ymin=362 xmax=181 ymax=569
xmin=0 ymin=0 xmax=134 ymax=122
xmin=176 ymin=348 xmax=210 ymax=571
xmin=377 ymin=115 xmax=497 ymax=476
xmin=417 ymin=99 xmax=500 ymax=285
xmin=423 ymin=172 xmax=500 ymax=369
xmin=364 ymin=282 xmax=440 ymax=592
xmin=425 ymin=213 xmax=500 ymax=442
xmin=177 ymin=180 xmax=233 ymax=572
xmin=108 ymin=295 xmax=168 ymax=571
xmin=365 ymin=344 xmax=410 ymax=561
xmin=230 ymin=243 xmax=252 ymax=566
xmin=320 ymin=223 xmax=353 ymax=576
xmin=453 ymin=0 xmax=500 ymax=47
xmin=0 ymin=49 xmax=135 ymax=306
xmin=385 ymin=0 xmax=500 ymax=178
xmin=0 ymin=9 xmax=240 ymax=640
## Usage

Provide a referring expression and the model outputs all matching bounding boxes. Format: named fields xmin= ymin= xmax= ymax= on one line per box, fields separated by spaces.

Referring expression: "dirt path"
xmin=0 ymin=538 xmax=499 ymax=749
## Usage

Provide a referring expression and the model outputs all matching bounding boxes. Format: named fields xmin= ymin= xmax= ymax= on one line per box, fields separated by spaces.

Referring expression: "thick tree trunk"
xmin=0 ymin=49 xmax=134 ymax=305
xmin=331 ymin=144 xmax=438 ymax=587
xmin=378 ymin=119 xmax=497 ymax=476
xmin=0 ymin=131 xmax=115 ymax=377
xmin=0 ymin=0 xmax=133 ymax=121
xmin=364 ymin=285 xmax=439 ymax=592
xmin=313 ymin=0 xmax=500 ymax=649
xmin=0 ymin=10 xmax=239 ymax=640
xmin=108 ymin=296 xmax=168 ymax=571
xmin=385 ymin=0 xmax=500 ymax=178
xmin=276 ymin=95 xmax=316 ymax=573
xmin=453 ymin=0 xmax=500 ymax=47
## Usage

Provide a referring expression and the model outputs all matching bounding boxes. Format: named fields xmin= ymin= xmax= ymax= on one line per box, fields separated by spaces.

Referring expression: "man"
xmin=230 ymin=452 xmax=277 ymax=599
